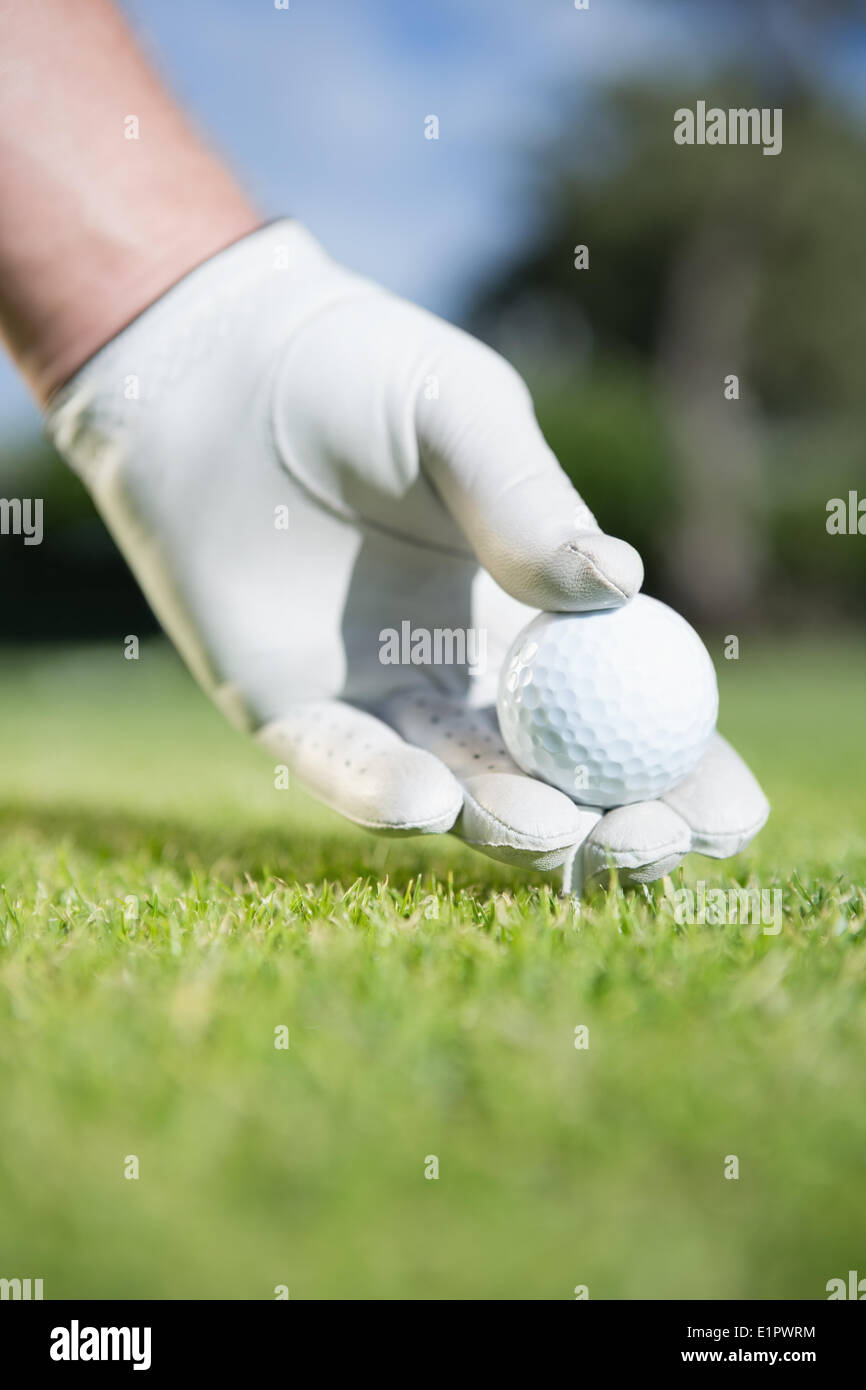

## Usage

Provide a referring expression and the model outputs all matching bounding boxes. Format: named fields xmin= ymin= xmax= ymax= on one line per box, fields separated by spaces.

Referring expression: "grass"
xmin=0 ymin=637 xmax=864 ymax=1300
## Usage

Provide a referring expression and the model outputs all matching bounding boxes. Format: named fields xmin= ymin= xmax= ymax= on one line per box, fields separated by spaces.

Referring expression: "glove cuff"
xmin=45 ymin=219 xmax=356 ymax=485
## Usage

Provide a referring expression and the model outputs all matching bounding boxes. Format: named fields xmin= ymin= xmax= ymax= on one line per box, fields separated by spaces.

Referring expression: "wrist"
xmin=0 ymin=0 xmax=264 ymax=402
xmin=46 ymin=220 xmax=363 ymax=482
xmin=17 ymin=199 xmax=262 ymax=405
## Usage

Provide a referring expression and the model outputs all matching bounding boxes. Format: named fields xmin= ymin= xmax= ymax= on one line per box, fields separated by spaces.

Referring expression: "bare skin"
xmin=0 ymin=0 xmax=260 ymax=402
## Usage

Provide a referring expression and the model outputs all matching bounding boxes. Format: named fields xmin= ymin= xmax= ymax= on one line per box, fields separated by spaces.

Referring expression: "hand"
xmin=48 ymin=221 xmax=768 ymax=887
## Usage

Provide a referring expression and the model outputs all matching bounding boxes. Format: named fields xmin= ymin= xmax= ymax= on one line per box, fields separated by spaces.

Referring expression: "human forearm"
xmin=0 ymin=0 xmax=260 ymax=402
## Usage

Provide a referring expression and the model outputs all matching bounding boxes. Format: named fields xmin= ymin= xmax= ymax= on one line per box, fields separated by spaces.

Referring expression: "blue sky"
xmin=0 ymin=0 xmax=862 ymax=436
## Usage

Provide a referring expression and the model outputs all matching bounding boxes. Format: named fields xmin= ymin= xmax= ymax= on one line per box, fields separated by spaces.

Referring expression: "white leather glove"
xmin=46 ymin=221 xmax=768 ymax=889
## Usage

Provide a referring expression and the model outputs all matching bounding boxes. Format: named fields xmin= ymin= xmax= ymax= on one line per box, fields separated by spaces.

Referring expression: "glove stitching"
xmin=563 ymin=543 xmax=631 ymax=601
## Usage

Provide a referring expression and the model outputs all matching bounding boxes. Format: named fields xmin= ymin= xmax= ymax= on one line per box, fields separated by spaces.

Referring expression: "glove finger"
xmin=257 ymin=700 xmax=462 ymax=835
xmin=415 ymin=337 xmax=643 ymax=611
xmin=382 ymin=691 xmax=600 ymax=868
xmin=582 ymin=801 xmax=692 ymax=888
xmin=661 ymin=732 xmax=770 ymax=857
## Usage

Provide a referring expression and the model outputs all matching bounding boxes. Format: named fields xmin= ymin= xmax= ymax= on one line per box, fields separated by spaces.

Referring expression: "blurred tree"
xmin=469 ymin=64 xmax=866 ymax=623
xmin=0 ymin=437 xmax=156 ymax=641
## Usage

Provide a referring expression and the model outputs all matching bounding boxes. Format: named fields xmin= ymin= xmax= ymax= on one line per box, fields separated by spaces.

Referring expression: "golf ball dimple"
xmin=496 ymin=595 xmax=718 ymax=808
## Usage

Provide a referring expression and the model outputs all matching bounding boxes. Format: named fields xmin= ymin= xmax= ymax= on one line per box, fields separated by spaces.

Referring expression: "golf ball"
xmin=496 ymin=595 xmax=718 ymax=808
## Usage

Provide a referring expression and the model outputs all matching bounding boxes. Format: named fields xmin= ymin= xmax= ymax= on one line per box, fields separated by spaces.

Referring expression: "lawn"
xmin=0 ymin=637 xmax=864 ymax=1300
